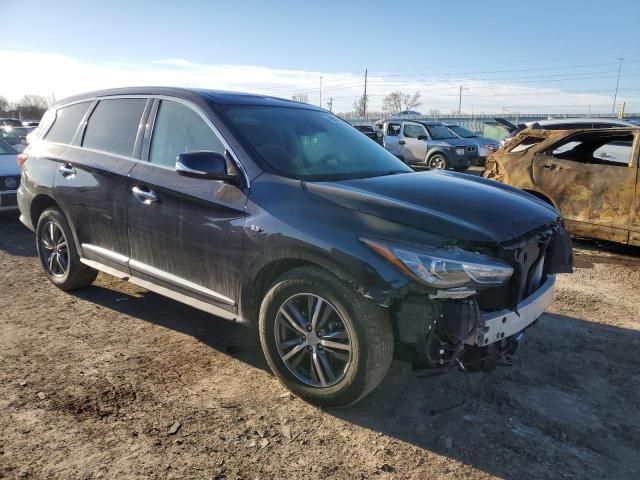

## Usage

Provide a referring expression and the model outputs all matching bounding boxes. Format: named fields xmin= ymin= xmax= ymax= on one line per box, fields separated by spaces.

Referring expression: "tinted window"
xmin=425 ymin=124 xmax=455 ymax=140
xmin=83 ymin=98 xmax=146 ymax=157
xmin=45 ymin=102 xmax=91 ymax=144
xmin=404 ymin=124 xmax=426 ymax=139
xmin=149 ymin=100 xmax=225 ymax=168
xmin=222 ymin=106 xmax=411 ymax=180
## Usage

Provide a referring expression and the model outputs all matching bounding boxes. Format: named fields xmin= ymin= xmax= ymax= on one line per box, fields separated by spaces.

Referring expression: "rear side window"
xmin=149 ymin=100 xmax=225 ymax=168
xmin=386 ymin=123 xmax=401 ymax=136
xmin=83 ymin=98 xmax=146 ymax=157
xmin=45 ymin=102 xmax=91 ymax=144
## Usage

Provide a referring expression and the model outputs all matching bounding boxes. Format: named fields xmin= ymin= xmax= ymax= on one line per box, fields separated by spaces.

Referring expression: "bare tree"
xmin=382 ymin=91 xmax=404 ymax=114
xmin=0 ymin=95 xmax=9 ymax=115
xmin=429 ymin=108 xmax=441 ymax=116
xmin=352 ymin=94 xmax=368 ymax=116
xmin=291 ymin=92 xmax=309 ymax=103
xmin=402 ymin=92 xmax=422 ymax=111
xmin=382 ymin=91 xmax=422 ymax=114
xmin=17 ymin=94 xmax=50 ymax=120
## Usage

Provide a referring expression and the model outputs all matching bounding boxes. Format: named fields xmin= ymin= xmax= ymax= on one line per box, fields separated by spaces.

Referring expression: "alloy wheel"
xmin=274 ymin=293 xmax=353 ymax=388
xmin=428 ymin=155 xmax=446 ymax=169
xmin=40 ymin=220 xmax=69 ymax=277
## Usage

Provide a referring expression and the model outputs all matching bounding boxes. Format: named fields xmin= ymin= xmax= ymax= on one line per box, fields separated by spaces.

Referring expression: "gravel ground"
xmin=1 ymin=212 xmax=639 ymax=480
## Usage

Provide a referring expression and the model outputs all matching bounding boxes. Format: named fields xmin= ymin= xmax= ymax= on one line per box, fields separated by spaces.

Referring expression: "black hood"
xmin=304 ymin=171 xmax=559 ymax=243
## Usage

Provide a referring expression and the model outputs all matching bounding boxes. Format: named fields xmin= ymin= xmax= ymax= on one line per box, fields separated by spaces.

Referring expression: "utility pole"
xmin=319 ymin=76 xmax=323 ymax=107
xmin=363 ymin=69 xmax=368 ymax=117
xmin=612 ymin=57 xmax=624 ymax=114
xmin=327 ymin=97 xmax=334 ymax=113
xmin=458 ymin=85 xmax=463 ymax=115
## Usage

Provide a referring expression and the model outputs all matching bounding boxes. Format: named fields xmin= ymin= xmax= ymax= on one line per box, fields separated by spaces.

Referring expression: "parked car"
xmin=18 ymin=87 xmax=573 ymax=406
xmin=0 ymin=139 xmax=20 ymax=212
xmin=22 ymin=120 xmax=40 ymax=127
xmin=353 ymin=125 xmax=382 ymax=144
xmin=382 ymin=119 xmax=479 ymax=170
xmin=0 ymin=118 xmax=23 ymax=128
xmin=1 ymin=126 xmax=35 ymax=153
xmin=445 ymin=124 xmax=499 ymax=164
xmin=396 ymin=110 xmax=422 ymax=117
xmin=484 ymin=126 xmax=640 ymax=246
xmin=496 ymin=117 xmax=639 ymax=146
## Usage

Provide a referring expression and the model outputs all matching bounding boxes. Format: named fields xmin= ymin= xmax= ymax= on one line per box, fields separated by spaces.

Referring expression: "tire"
xmin=35 ymin=207 xmax=98 ymax=290
xmin=427 ymin=153 xmax=449 ymax=170
xmin=258 ymin=265 xmax=393 ymax=407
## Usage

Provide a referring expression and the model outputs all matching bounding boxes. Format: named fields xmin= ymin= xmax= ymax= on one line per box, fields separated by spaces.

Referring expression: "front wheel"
xmin=259 ymin=266 xmax=393 ymax=407
xmin=427 ymin=153 xmax=448 ymax=170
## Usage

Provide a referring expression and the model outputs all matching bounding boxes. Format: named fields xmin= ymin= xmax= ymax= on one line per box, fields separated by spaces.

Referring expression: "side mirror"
xmin=175 ymin=151 xmax=236 ymax=182
xmin=418 ymin=135 xmax=428 ymax=141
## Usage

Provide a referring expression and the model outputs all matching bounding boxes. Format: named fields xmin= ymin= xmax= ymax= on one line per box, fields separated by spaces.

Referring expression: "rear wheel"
xmin=259 ymin=266 xmax=393 ymax=407
xmin=36 ymin=208 xmax=97 ymax=290
xmin=427 ymin=153 xmax=448 ymax=170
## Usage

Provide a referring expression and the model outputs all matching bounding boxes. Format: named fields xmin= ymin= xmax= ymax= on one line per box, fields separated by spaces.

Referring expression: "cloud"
xmin=1 ymin=50 xmax=637 ymax=114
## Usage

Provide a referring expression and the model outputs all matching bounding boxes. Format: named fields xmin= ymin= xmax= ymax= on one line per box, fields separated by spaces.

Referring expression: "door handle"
xmin=398 ymin=140 xmax=406 ymax=145
xmin=132 ymin=186 xmax=158 ymax=205
xmin=59 ymin=163 xmax=76 ymax=177
xmin=542 ymin=164 xmax=563 ymax=171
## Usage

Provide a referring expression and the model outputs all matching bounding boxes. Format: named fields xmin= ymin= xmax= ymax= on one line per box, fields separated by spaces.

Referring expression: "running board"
xmin=80 ymin=257 xmax=238 ymax=321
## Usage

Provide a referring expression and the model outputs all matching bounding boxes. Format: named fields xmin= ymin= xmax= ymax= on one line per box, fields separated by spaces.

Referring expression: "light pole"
xmin=319 ymin=76 xmax=323 ymax=107
xmin=612 ymin=57 xmax=624 ymax=114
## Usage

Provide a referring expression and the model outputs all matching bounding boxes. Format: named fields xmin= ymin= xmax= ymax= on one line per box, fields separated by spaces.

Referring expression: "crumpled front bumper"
xmin=467 ymin=275 xmax=556 ymax=346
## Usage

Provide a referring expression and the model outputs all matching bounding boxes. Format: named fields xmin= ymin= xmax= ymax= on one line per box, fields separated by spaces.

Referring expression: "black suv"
xmin=17 ymin=87 xmax=572 ymax=407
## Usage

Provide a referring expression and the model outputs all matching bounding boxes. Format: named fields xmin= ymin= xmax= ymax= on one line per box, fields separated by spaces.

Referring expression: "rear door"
xmin=400 ymin=122 xmax=428 ymax=163
xmin=627 ymin=133 xmax=640 ymax=245
xmin=383 ymin=122 xmax=402 ymax=156
xmin=127 ymin=98 xmax=248 ymax=314
xmin=52 ymin=97 xmax=150 ymax=271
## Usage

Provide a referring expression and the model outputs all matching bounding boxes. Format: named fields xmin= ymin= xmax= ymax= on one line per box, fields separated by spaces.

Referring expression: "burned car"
xmin=484 ymin=127 xmax=640 ymax=246
xmin=18 ymin=87 xmax=572 ymax=407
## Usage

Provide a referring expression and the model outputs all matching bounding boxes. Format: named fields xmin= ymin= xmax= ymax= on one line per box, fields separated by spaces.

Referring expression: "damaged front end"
xmin=379 ymin=221 xmax=573 ymax=373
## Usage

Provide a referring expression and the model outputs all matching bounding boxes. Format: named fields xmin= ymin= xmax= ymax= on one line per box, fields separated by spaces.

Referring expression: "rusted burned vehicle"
xmin=484 ymin=127 xmax=640 ymax=246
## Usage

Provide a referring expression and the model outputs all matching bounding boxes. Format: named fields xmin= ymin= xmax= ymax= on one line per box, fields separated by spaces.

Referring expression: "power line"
xmin=612 ymin=57 xmax=625 ymax=113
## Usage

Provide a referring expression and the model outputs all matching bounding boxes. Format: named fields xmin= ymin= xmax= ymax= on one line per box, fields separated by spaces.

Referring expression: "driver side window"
xmin=403 ymin=124 xmax=426 ymax=139
xmin=149 ymin=100 xmax=226 ymax=168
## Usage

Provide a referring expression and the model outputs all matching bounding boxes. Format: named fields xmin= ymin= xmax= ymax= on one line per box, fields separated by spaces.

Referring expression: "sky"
xmin=1 ymin=0 xmax=639 ymax=114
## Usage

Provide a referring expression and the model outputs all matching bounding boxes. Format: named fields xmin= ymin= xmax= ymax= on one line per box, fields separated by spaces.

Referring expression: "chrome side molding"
xmin=80 ymin=257 xmax=237 ymax=321
xmin=81 ymin=243 xmax=236 ymax=308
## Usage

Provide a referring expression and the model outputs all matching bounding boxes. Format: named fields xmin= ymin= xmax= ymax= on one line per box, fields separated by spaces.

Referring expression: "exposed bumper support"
xmin=468 ymin=275 xmax=556 ymax=346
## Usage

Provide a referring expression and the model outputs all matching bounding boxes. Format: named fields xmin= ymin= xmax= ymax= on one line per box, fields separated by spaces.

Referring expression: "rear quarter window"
xmin=82 ymin=98 xmax=147 ymax=157
xmin=44 ymin=102 xmax=92 ymax=144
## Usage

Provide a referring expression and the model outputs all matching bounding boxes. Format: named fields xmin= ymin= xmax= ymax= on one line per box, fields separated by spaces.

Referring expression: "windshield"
xmin=448 ymin=125 xmax=477 ymax=138
xmin=221 ymin=106 xmax=412 ymax=180
xmin=0 ymin=139 xmax=16 ymax=154
xmin=426 ymin=124 xmax=455 ymax=140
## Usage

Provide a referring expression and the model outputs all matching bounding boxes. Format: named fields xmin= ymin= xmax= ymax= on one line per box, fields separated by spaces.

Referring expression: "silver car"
xmin=0 ymin=139 xmax=20 ymax=212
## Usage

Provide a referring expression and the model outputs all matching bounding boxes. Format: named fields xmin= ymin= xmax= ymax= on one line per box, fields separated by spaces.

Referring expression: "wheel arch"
xmin=30 ymin=194 xmax=82 ymax=256
xmin=240 ymin=254 xmax=370 ymax=325
xmin=522 ymin=189 xmax=557 ymax=209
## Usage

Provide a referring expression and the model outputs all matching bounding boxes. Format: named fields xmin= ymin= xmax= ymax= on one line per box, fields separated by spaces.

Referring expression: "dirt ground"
xmin=1 ymin=211 xmax=639 ymax=480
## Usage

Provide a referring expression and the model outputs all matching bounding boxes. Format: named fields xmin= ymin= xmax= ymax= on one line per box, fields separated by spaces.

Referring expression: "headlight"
xmin=455 ymin=147 xmax=465 ymax=156
xmin=361 ymin=238 xmax=513 ymax=288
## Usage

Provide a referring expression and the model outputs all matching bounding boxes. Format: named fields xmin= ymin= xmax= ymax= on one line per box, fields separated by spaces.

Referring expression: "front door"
xmin=400 ymin=122 xmax=429 ymax=164
xmin=532 ymin=131 xmax=638 ymax=243
xmin=127 ymin=99 xmax=248 ymax=313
